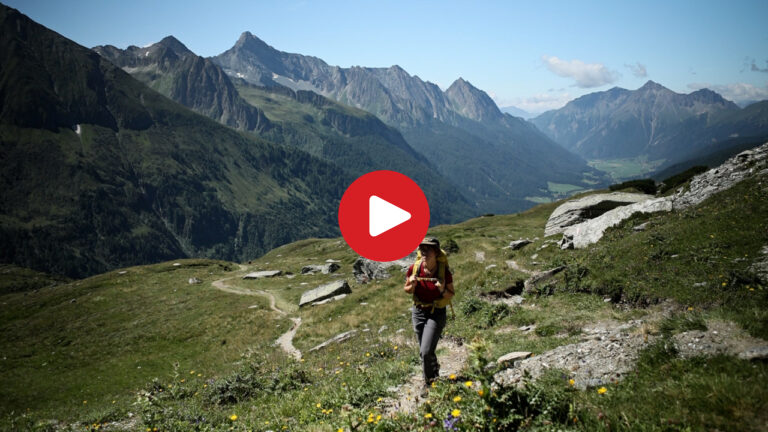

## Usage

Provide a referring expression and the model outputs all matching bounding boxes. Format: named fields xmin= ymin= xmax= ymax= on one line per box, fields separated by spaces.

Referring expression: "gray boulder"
xmin=243 ymin=270 xmax=282 ymax=279
xmin=308 ymin=330 xmax=358 ymax=352
xmin=545 ymin=192 xmax=653 ymax=237
xmin=353 ymin=254 xmax=414 ymax=283
xmin=301 ymin=262 xmax=341 ymax=275
xmin=508 ymin=239 xmax=532 ymax=250
xmin=299 ymin=280 xmax=351 ymax=307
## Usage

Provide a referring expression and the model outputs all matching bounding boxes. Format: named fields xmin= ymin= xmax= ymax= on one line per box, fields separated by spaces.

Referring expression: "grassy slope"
xmin=1 ymin=172 xmax=767 ymax=431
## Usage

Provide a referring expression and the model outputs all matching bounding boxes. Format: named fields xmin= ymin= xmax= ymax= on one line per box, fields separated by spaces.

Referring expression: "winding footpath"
xmin=211 ymin=271 xmax=303 ymax=360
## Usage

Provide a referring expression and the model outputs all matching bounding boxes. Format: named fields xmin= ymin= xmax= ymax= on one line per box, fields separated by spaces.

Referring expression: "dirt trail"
xmin=211 ymin=272 xmax=302 ymax=360
xmin=381 ymin=336 xmax=468 ymax=416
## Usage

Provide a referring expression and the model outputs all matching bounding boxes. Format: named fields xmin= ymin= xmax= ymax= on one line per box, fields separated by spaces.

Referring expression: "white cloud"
xmin=687 ymin=82 xmax=768 ymax=106
xmin=624 ymin=62 xmax=647 ymax=78
xmin=542 ymin=56 xmax=619 ymax=88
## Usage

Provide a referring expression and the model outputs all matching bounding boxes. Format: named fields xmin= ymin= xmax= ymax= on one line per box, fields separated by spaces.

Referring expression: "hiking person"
xmin=404 ymin=236 xmax=454 ymax=388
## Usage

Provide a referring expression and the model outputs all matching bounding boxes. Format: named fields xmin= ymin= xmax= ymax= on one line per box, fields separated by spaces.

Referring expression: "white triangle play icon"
xmin=369 ymin=195 xmax=411 ymax=237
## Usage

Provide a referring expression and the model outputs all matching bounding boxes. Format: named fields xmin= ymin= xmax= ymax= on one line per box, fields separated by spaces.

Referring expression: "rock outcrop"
xmin=545 ymin=192 xmax=654 ymax=237
xmin=353 ymin=254 xmax=414 ymax=283
xmin=547 ymin=143 xmax=768 ymax=248
xmin=494 ymin=323 xmax=653 ymax=390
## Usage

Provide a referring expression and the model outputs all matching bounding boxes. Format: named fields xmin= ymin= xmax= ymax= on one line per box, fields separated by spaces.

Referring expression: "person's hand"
xmin=404 ymin=275 xmax=417 ymax=293
xmin=435 ymin=280 xmax=443 ymax=294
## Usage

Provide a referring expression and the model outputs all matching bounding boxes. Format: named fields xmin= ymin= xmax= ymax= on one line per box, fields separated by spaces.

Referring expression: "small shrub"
xmin=609 ymin=178 xmax=657 ymax=195
xmin=443 ymin=238 xmax=460 ymax=255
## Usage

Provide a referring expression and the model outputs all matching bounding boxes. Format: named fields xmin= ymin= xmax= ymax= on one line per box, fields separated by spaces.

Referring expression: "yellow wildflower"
xmin=449 ymin=374 xmax=457 ymax=380
xmin=230 ymin=414 xmax=238 ymax=421
xmin=317 ymin=403 xmax=322 ymax=408
xmin=477 ymin=389 xmax=485 ymax=396
xmin=464 ymin=381 xmax=473 ymax=388
xmin=366 ymin=352 xmax=371 ymax=357
xmin=337 ymin=429 xmax=344 ymax=432
xmin=453 ymin=396 xmax=462 ymax=402
xmin=569 ymin=379 xmax=575 ymax=386
xmin=425 ymin=413 xmax=433 ymax=419
xmin=597 ymin=387 xmax=607 ymax=394
xmin=190 ymin=370 xmax=195 ymax=374
xmin=393 ymin=346 xmax=398 ymax=350
xmin=452 ymin=409 xmax=461 ymax=417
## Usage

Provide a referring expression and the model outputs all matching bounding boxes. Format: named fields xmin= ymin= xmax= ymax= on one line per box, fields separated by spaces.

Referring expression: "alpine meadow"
xmin=1 ymin=2 xmax=768 ymax=432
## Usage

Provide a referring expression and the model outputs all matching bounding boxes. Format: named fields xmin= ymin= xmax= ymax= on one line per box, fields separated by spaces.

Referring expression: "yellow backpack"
xmin=411 ymin=249 xmax=454 ymax=316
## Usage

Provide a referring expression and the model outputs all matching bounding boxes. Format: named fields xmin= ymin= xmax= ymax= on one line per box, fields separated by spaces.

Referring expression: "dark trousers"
xmin=411 ymin=306 xmax=447 ymax=383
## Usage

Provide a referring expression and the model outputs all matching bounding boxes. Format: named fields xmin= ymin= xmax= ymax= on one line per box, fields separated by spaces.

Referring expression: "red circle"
xmin=338 ymin=170 xmax=430 ymax=261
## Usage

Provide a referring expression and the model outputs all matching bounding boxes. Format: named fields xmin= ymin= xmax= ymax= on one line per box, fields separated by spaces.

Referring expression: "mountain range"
xmin=92 ymin=37 xmax=475 ymax=225
xmin=212 ymin=32 xmax=607 ymax=212
xmin=0 ymin=5 xmax=350 ymax=277
xmin=531 ymin=81 xmax=768 ymax=168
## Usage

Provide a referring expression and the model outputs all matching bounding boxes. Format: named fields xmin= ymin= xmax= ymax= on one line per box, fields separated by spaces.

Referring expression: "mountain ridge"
xmin=530 ymin=80 xmax=760 ymax=166
xmin=94 ymin=37 xmax=476 ymax=223
xmin=212 ymin=32 xmax=607 ymax=213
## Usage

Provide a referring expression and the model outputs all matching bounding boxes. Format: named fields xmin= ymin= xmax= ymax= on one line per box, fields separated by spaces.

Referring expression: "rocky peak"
xmin=638 ymin=80 xmax=668 ymax=92
xmin=445 ymin=77 xmax=503 ymax=122
xmin=233 ymin=31 xmax=275 ymax=54
xmin=154 ymin=35 xmax=192 ymax=57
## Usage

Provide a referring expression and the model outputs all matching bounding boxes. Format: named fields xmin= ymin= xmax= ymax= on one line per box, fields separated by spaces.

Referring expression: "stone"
xmin=508 ymin=239 xmax=532 ymax=250
xmin=299 ymin=280 xmax=352 ymax=307
xmin=545 ymin=192 xmax=654 ymax=237
xmin=188 ymin=277 xmax=202 ymax=284
xmin=633 ymin=222 xmax=649 ymax=232
xmin=308 ymin=330 xmax=358 ymax=352
xmin=497 ymin=351 xmax=533 ymax=366
xmin=494 ymin=329 xmax=654 ymax=390
xmin=301 ymin=262 xmax=341 ymax=275
xmin=475 ymin=251 xmax=486 ymax=262
xmin=118 ymin=270 xmax=127 ymax=275
xmin=353 ymin=254 xmax=414 ymax=283
xmin=311 ymin=293 xmax=348 ymax=306
xmin=243 ymin=270 xmax=282 ymax=279
xmin=738 ymin=346 xmax=768 ymax=360
xmin=523 ymin=266 xmax=566 ymax=294
xmin=172 ymin=263 xmax=181 ymax=267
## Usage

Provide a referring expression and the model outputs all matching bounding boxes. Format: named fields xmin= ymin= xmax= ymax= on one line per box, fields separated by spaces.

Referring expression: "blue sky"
xmin=5 ymin=0 xmax=767 ymax=113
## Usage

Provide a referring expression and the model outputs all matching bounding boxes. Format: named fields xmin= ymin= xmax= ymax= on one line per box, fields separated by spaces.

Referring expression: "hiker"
xmin=404 ymin=236 xmax=454 ymax=388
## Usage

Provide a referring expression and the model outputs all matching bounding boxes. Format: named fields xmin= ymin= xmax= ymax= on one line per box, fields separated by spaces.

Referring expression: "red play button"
xmin=338 ymin=170 xmax=430 ymax=261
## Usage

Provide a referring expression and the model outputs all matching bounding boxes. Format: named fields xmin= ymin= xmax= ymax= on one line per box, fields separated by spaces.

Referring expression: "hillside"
xmin=0 ymin=5 xmax=349 ymax=278
xmin=2 ymin=147 xmax=766 ymax=431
